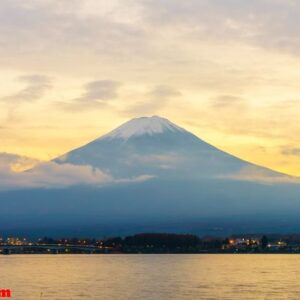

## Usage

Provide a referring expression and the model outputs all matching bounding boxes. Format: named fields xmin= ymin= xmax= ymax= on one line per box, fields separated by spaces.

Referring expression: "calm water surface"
xmin=1 ymin=254 xmax=300 ymax=299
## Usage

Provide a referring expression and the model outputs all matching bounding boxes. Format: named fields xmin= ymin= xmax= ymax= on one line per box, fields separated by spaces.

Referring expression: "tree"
xmin=261 ymin=235 xmax=268 ymax=249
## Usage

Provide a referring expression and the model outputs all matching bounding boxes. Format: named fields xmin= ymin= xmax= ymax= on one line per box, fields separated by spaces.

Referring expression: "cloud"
xmin=78 ymin=80 xmax=121 ymax=102
xmin=115 ymin=174 xmax=155 ymax=184
xmin=282 ymin=147 xmax=300 ymax=156
xmin=210 ymin=95 xmax=248 ymax=118
xmin=0 ymin=153 xmax=40 ymax=172
xmin=147 ymin=85 xmax=181 ymax=99
xmin=61 ymin=80 xmax=121 ymax=111
xmin=211 ymin=95 xmax=246 ymax=109
xmin=2 ymin=75 xmax=52 ymax=103
xmin=0 ymin=0 xmax=146 ymax=69
xmin=0 ymin=152 xmax=153 ymax=190
xmin=124 ymin=85 xmax=181 ymax=116
xmin=129 ymin=153 xmax=184 ymax=170
xmin=1 ymin=74 xmax=52 ymax=124
xmin=139 ymin=0 xmax=300 ymax=54
xmin=185 ymin=95 xmax=300 ymax=142
xmin=219 ymin=165 xmax=300 ymax=184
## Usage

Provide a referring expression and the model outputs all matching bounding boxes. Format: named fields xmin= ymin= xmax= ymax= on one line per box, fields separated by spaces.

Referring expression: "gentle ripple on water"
xmin=0 ymin=254 xmax=299 ymax=299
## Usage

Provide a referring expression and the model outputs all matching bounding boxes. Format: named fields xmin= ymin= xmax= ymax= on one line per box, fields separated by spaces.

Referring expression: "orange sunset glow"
xmin=0 ymin=1 xmax=300 ymax=176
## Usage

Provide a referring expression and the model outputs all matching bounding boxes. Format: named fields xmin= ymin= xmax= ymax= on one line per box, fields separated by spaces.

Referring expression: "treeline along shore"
xmin=1 ymin=233 xmax=300 ymax=254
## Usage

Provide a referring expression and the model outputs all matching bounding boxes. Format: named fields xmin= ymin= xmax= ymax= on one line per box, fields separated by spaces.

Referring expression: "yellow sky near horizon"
xmin=1 ymin=0 xmax=300 ymax=176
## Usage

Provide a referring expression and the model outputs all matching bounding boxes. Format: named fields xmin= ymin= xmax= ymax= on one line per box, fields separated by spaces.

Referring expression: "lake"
xmin=1 ymin=254 xmax=299 ymax=299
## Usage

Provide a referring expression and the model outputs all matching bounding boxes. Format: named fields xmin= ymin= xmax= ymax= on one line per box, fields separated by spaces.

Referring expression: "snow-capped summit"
xmin=101 ymin=116 xmax=185 ymax=140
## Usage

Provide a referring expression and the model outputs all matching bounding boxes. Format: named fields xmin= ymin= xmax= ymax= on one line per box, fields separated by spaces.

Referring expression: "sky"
xmin=1 ymin=0 xmax=300 ymax=176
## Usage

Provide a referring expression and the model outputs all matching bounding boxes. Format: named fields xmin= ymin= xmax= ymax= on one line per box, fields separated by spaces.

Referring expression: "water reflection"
xmin=0 ymin=254 xmax=299 ymax=299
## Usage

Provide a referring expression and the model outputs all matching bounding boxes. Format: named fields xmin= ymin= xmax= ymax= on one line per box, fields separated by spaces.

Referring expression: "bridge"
xmin=0 ymin=244 xmax=113 ymax=254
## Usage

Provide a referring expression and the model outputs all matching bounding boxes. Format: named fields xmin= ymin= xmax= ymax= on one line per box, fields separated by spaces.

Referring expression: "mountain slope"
xmin=55 ymin=116 xmax=288 ymax=182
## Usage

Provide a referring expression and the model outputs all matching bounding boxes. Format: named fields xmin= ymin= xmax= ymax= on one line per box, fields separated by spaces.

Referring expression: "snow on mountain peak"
xmin=101 ymin=116 xmax=185 ymax=140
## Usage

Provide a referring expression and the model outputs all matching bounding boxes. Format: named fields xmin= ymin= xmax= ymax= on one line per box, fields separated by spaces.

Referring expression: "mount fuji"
xmin=54 ymin=116 xmax=288 ymax=182
xmin=1 ymin=116 xmax=300 ymax=237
